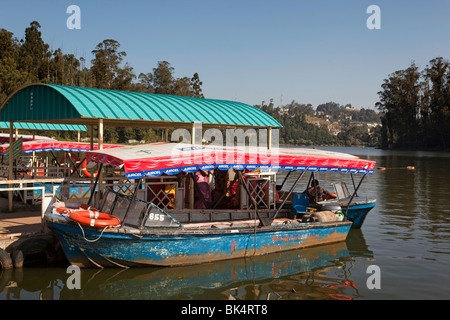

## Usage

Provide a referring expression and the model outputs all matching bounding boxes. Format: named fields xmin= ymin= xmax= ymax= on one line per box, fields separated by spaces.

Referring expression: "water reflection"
xmin=0 ymin=230 xmax=373 ymax=300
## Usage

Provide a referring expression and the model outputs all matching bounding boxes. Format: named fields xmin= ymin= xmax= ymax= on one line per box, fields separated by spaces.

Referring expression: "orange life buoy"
xmin=60 ymin=152 xmax=80 ymax=174
xmin=81 ymin=159 xmax=98 ymax=178
xmin=69 ymin=210 xmax=120 ymax=228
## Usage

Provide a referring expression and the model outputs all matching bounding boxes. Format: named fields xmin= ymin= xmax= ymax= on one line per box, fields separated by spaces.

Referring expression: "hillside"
xmin=255 ymin=100 xmax=381 ymax=147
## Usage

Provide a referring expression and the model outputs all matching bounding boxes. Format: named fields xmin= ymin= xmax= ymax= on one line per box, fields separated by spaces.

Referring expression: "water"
xmin=1 ymin=147 xmax=450 ymax=300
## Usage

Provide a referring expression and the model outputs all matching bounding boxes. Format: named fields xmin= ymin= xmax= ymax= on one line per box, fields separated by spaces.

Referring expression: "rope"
xmin=76 ymin=221 xmax=109 ymax=242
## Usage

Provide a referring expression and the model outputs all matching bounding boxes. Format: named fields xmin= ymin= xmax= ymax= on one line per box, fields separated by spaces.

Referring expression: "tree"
xmin=90 ymin=39 xmax=135 ymax=90
xmin=376 ymin=57 xmax=450 ymax=150
xmin=0 ymin=56 xmax=32 ymax=102
xmin=0 ymin=29 xmax=32 ymax=102
xmin=422 ymin=57 xmax=450 ymax=148
xmin=19 ymin=21 xmax=49 ymax=79
xmin=376 ymin=63 xmax=421 ymax=148
xmin=191 ymin=72 xmax=204 ymax=98
xmin=135 ymin=72 xmax=154 ymax=93
xmin=152 ymin=61 xmax=175 ymax=94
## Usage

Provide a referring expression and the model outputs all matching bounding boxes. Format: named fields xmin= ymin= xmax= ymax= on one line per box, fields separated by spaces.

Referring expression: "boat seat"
xmin=332 ymin=182 xmax=351 ymax=200
xmin=292 ymin=193 xmax=310 ymax=214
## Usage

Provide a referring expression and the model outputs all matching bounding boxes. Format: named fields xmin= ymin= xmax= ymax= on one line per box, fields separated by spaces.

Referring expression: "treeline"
xmin=260 ymin=100 xmax=337 ymax=146
xmin=0 ymin=21 xmax=204 ymax=142
xmin=376 ymin=57 xmax=450 ymax=150
xmin=316 ymin=101 xmax=380 ymax=123
xmin=256 ymin=100 xmax=381 ymax=147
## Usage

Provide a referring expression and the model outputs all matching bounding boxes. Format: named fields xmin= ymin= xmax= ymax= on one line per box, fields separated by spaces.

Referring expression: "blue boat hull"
xmin=47 ymin=218 xmax=351 ymax=268
xmin=341 ymin=200 xmax=376 ymax=228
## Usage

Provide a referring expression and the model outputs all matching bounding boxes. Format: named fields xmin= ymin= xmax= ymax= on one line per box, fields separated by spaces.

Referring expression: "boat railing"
xmin=243 ymin=177 xmax=275 ymax=210
xmin=96 ymin=188 xmax=182 ymax=228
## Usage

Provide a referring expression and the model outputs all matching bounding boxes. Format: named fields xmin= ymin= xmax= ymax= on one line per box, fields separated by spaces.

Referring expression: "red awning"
xmin=1 ymin=140 xmax=124 ymax=154
xmin=86 ymin=142 xmax=376 ymax=179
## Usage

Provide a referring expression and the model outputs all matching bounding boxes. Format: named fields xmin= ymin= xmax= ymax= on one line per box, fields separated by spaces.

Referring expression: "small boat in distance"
xmin=44 ymin=143 xmax=376 ymax=268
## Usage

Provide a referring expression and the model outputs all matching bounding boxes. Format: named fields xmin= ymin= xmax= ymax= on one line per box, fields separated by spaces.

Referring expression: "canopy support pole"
xmin=189 ymin=175 xmax=194 ymax=209
xmin=344 ymin=173 xmax=366 ymax=219
xmin=272 ymin=169 xmax=308 ymax=221
xmin=87 ymin=163 xmax=103 ymax=206
xmin=350 ymin=172 xmax=358 ymax=197
xmin=121 ymin=177 xmax=143 ymax=227
xmin=8 ymin=121 xmax=14 ymax=211
xmin=97 ymin=119 xmax=104 ymax=204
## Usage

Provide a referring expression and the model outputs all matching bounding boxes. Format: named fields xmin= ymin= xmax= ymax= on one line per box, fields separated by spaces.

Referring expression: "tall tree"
xmin=135 ymin=72 xmax=154 ymax=93
xmin=19 ymin=21 xmax=49 ymax=79
xmin=191 ymin=72 xmax=204 ymax=98
xmin=422 ymin=57 xmax=450 ymax=148
xmin=152 ymin=61 xmax=175 ymax=94
xmin=0 ymin=28 xmax=31 ymax=102
xmin=90 ymin=39 xmax=134 ymax=89
xmin=377 ymin=57 xmax=450 ymax=150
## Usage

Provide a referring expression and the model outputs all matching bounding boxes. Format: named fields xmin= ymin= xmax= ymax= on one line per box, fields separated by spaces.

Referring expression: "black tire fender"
xmin=0 ymin=248 xmax=13 ymax=270
xmin=12 ymin=238 xmax=57 ymax=268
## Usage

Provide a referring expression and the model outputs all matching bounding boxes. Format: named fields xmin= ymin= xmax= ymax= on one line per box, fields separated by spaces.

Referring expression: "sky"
xmin=1 ymin=0 xmax=449 ymax=109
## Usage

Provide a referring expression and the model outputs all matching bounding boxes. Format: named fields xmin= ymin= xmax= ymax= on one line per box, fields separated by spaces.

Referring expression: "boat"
xmin=292 ymin=178 xmax=376 ymax=229
xmin=44 ymin=143 xmax=376 ymax=268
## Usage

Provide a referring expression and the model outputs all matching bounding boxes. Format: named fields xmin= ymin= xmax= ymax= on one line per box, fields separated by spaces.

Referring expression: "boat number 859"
xmin=149 ymin=212 xmax=164 ymax=222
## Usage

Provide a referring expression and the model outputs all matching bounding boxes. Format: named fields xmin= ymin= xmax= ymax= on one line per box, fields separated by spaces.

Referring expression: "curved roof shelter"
xmin=0 ymin=83 xmax=281 ymax=129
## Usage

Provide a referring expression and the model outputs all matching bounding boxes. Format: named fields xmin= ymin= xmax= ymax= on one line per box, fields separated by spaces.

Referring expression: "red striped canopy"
xmin=0 ymin=140 xmax=124 ymax=154
xmin=86 ymin=142 xmax=376 ymax=179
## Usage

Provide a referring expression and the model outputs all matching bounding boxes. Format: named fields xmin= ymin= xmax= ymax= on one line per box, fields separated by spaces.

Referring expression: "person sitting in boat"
xmin=307 ymin=179 xmax=336 ymax=205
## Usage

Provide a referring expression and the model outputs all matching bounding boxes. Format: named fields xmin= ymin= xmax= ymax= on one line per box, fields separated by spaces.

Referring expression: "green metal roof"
xmin=0 ymin=84 xmax=281 ymax=128
xmin=0 ymin=121 xmax=86 ymax=131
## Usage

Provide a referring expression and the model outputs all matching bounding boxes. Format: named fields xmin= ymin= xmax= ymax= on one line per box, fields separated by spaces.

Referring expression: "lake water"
xmin=1 ymin=147 xmax=450 ymax=300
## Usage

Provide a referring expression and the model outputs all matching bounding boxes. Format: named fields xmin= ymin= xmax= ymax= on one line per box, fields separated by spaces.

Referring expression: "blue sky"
xmin=1 ymin=0 xmax=449 ymax=109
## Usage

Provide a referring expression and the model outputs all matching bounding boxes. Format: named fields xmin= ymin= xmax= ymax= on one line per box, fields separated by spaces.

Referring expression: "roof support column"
xmin=267 ymin=127 xmax=272 ymax=150
xmin=8 ymin=121 xmax=13 ymax=211
xmin=97 ymin=119 xmax=104 ymax=204
xmin=164 ymin=128 xmax=169 ymax=142
xmin=98 ymin=118 xmax=103 ymax=150
xmin=89 ymin=125 xmax=94 ymax=151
